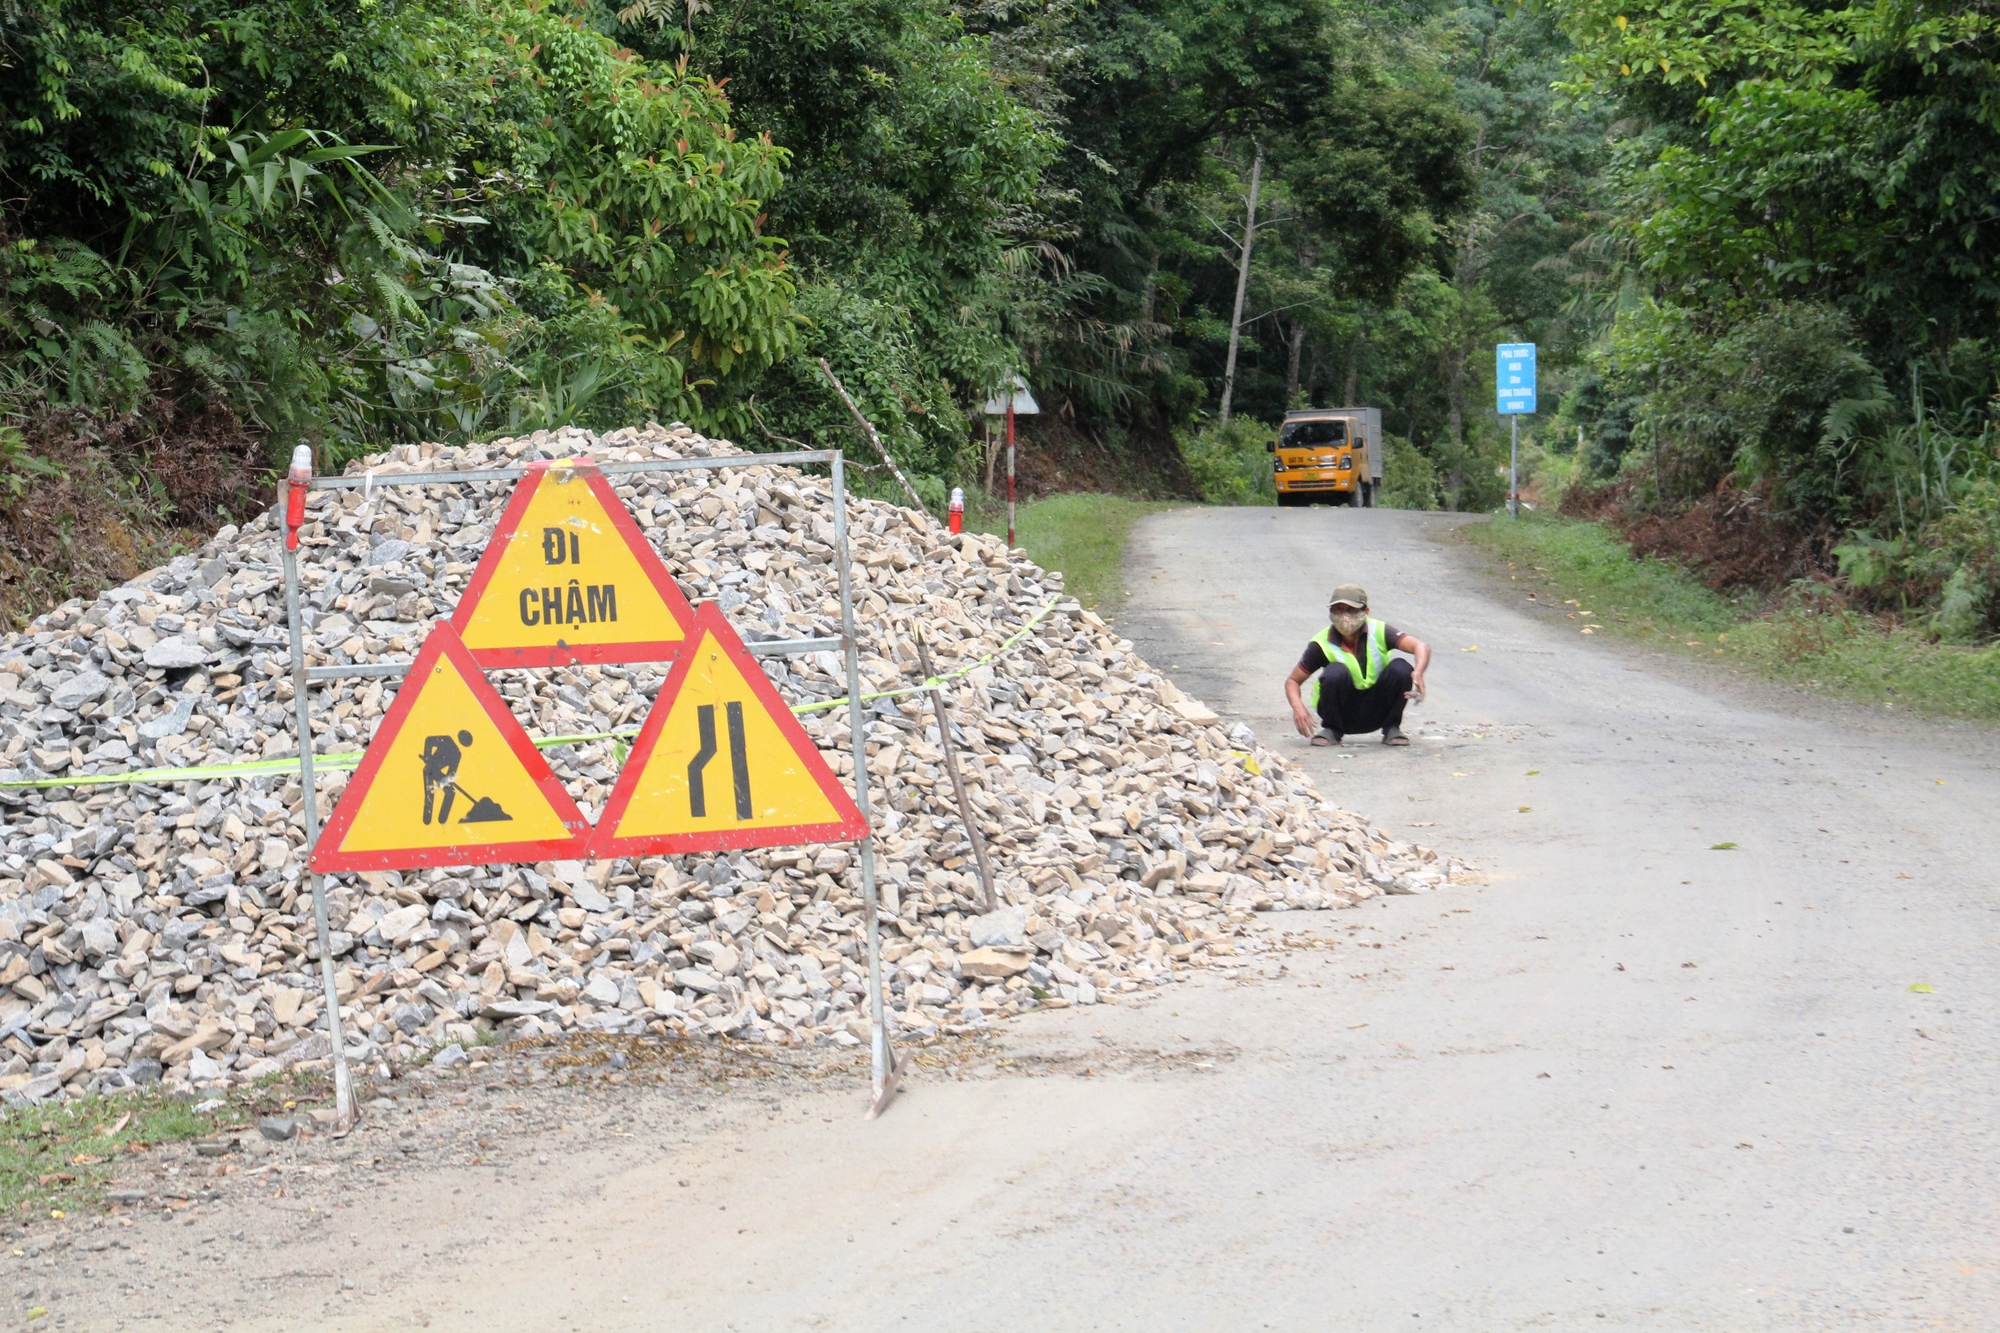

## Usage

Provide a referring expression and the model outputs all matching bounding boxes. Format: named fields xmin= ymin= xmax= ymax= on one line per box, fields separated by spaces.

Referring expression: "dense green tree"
xmin=604 ymin=0 xmax=1054 ymax=483
xmin=0 ymin=0 xmax=795 ymax=468
xmin=1537 ymin=0 xmax=2000 ymax=635
xmin=1019 ymin=0 xmax=1480 ymax=465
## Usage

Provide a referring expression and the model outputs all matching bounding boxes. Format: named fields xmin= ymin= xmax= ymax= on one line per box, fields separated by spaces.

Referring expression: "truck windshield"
xmin=1281 ymin=421 xmax=1346 ymax=447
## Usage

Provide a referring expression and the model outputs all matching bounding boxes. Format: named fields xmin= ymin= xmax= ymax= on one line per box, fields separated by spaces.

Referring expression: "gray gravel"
xmin=0 ymin=427 xmax=1454 ymax=1108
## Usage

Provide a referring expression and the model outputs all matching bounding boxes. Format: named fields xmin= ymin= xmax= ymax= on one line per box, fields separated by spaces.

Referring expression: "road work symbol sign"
xmin=589 ymin=602 xmax=869 ymax=856
xmin=313 ymin=621 xmax=590 ymax=871
xmin=452 ymin=460 xmax=696 ymax=667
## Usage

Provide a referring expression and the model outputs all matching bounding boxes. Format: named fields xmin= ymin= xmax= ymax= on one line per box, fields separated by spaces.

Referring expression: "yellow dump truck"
xmin=1269 ymin=407 xmax=1382 ymax=507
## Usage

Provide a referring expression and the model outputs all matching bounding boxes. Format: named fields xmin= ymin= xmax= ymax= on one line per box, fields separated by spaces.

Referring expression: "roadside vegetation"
xmin=0 ymin=1072 xmax=327 ymax=1218
xmin=4 ymin=0 xmax=1998 ymax=665
xmin=0 ymin=0 xmax=1563 ymax=616
xmin=1467 ymin=514 xmax=2000 ymax=722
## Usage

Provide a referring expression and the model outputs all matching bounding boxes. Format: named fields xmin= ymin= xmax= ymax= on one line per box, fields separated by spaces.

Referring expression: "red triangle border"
xmin=450 ymin=459 xmax=697 ymax=668
xmin=586 ymin=602 xmax=871 ymax=858
xmin=311 ymin=621 xmax=592 ymax=873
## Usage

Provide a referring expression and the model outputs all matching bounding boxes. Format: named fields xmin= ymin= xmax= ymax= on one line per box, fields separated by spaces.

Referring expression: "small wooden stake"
xmin=817 ymin=359 xmax=935 ymax=523
xmin=916 ymin=630 xmax=997 ymax=913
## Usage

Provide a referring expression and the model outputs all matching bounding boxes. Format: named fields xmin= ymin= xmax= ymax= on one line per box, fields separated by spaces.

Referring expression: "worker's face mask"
xmin=1329 ymin=608 xmax=1367 ymax=638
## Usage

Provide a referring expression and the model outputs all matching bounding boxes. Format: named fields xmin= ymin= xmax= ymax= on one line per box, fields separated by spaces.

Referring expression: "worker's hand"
xmin=1407 ymin=671 xmax=1427 ymax=704
xmin=1291 ymin=704 xmax=1316 ymax=738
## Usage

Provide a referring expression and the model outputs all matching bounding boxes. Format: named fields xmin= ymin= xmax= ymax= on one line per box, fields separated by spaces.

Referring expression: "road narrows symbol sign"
xmin=313 ymin=621 xmax=590 ymax=872
xmin=588 ymin=602 xmax=869 ymax=856
xmin=451 ymin=459 xmax=696 ymax=667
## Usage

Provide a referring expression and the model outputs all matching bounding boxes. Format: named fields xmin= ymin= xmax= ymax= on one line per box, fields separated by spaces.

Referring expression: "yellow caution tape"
xmin=0 ymin=596 xmax=1069 ymax=791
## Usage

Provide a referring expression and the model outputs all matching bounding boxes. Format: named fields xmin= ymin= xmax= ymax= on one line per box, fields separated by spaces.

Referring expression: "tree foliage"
xmin=0 ymin=0 xmax=795 ymax=473
xmin=19 ymin=0 xmax=1995 ymax=647
xmin=1547 ymin=0 xmax=2000 ymax=638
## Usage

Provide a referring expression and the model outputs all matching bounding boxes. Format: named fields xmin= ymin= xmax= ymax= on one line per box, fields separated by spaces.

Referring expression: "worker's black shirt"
xmin=1299 ymin=625 xmax=1406 ymax=675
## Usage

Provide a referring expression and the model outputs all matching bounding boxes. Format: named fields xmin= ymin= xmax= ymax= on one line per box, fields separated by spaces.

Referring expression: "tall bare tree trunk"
xmin=1442 ymin=345 xmax=1467 ymax=511
xmin=1218 ymin=142 xmax=1263 ymax=426
xmin=1342 ymin=347 xmax=1359 ymax=407
xmin=1445 ymin=346 xmax=1466 ymax=451
xmin=1283 ymin=321 xmax=1306 ymax=409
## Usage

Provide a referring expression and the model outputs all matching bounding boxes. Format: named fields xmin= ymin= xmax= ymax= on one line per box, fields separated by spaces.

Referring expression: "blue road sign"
xmin=1497 ymin=343 xmax=1536 ymax=415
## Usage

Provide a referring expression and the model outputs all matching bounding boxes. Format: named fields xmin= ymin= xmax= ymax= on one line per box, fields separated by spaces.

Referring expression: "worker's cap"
xmin=1328 ymin=584 xmax=1369 ymax=610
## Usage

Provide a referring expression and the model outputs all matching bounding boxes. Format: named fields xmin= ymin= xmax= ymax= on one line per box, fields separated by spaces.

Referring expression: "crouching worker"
xmin=1285 ymin=584 xmax=1431 ymax=747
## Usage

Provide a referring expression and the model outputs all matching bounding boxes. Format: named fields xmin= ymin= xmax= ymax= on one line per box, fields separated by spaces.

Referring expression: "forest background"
xmin=2 ymin=0 xmax=1999 ymax=642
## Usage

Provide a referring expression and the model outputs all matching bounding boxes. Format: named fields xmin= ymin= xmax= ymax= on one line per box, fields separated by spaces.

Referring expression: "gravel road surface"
xmin=48 ymin=505 xmax=2000 ymax=1331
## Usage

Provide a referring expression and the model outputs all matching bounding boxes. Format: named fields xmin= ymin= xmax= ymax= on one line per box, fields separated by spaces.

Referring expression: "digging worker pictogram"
xmin=417 ymin=728 xmax=517 ymax=826
xmin=1285 ymin=583 xmax=1431 ymax=747
xmin=420 ymin=730 xmax=473 ymax=824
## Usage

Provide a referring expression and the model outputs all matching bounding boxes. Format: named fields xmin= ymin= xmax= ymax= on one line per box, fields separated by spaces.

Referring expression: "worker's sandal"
xmin=1312 ymin=727 xmax=1341 ymax=747
xmin=1381 ymin=724 xmax=1409 ymax=746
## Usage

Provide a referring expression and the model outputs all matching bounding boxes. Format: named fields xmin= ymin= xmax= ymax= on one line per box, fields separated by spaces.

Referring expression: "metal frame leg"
xmin=281 ymin=509 xmax=357 ymax=1132
xmin=830 ymin=453 xmax=901 ymax=1116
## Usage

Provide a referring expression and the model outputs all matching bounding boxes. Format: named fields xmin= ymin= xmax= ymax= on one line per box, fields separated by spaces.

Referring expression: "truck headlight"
xmin=1340 ymin=453 xmax=1353 ymax=470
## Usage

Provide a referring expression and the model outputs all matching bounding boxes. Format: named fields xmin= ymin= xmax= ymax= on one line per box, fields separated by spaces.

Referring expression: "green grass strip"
xmin=0 ymin=1070 xmax=329 ymax=1217
xmin=1466 ymin=512 xmax=2000 ymax=722
xmin=963 ymin=492 xmax=1178 ymax=610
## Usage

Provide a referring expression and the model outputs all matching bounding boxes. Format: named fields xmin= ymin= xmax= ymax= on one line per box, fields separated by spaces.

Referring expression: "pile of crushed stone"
xmin=0 ymin=423 xmax=1464 ymax=1103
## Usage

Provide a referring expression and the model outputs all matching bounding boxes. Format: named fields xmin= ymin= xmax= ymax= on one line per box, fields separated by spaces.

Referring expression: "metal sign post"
xmin=279 ymin=448 xmax=357 ymax=1133
xmin=982 ymin=376 xmax=1039 ymax=549
xmin=1496 ymin=343 xmax=1536 ymax=517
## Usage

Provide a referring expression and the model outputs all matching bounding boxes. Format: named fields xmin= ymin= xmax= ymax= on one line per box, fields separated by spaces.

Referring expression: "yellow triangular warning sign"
xmin=313 ymin=621 xmax=590 ymax=872
xmin=588 ymin=603 xmax=869 ymax=856
xmin=451 ymin=459 xmax=695 ymax=667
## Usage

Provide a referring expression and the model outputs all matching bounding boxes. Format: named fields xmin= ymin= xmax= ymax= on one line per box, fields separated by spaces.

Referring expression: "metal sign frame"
xmin=279 ymin=447 xmax=891 ymax=1128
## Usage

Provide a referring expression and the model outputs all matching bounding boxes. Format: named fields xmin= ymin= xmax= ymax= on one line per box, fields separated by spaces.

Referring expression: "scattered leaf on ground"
xmin=1709 ymin=841 xmax=1737 ymax=850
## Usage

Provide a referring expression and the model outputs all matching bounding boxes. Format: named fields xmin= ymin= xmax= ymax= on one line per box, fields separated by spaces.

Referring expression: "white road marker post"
xmin=982 ymin=376 xmax=1039 ymax=550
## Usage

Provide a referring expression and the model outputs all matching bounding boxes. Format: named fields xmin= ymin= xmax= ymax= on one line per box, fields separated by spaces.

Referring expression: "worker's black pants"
xmin=1315 ymin=657 xmax=1412 ymax=737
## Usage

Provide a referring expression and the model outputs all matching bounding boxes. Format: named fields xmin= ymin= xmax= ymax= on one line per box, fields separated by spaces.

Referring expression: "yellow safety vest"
xmin=1304 ymin=619 xmax=1389 ymax=709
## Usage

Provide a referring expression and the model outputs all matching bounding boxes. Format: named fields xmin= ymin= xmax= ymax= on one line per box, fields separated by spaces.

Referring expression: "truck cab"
xmin=1269 ymin=407 xmax=1383 ymax=507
